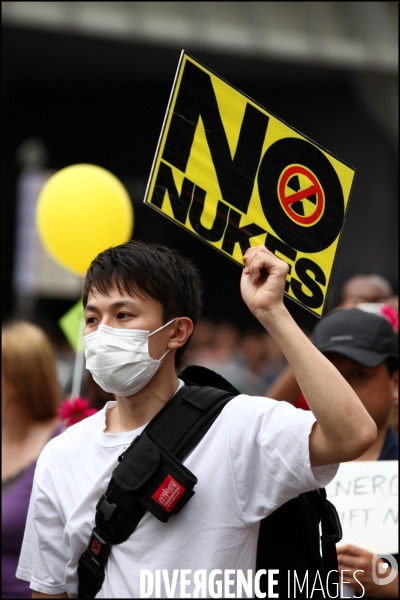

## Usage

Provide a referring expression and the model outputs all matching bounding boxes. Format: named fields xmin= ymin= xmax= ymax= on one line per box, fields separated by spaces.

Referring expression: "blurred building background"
xmin=2 ymin=2 xmax=398 ymax=340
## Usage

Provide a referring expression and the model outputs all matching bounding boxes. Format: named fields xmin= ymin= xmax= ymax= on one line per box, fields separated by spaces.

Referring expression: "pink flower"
xmin=58 ymin=396 xmax=97 ymax=427
xmin=380 ymin=304 xmax=398 ymax=332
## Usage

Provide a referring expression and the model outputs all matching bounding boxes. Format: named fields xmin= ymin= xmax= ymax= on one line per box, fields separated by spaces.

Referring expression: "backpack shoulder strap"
xmin=316 ymin=487 xmax=343 ymax=595
xmin=148 ymin=383 xmax=236 ymax=459
xmin=96 ymin=383 xmax=236 ymax=539
xmin=78 ymin=372 xmax=237 ymax=598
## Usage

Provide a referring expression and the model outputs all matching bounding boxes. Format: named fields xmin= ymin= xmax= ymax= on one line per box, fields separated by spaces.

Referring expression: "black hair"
xmin=83 ymin=241 xmax=203 ymax=367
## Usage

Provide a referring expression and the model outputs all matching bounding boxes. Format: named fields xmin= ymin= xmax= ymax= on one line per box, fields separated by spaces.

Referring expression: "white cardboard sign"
xmin=325 ymin=460 xmax=398 ymax=554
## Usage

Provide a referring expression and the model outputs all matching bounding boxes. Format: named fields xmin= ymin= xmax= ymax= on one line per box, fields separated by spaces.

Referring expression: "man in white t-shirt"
xmin=16 ymin=242 xmax=377 ymax=599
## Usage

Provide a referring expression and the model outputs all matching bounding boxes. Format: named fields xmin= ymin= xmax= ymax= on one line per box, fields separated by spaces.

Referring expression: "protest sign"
xmin=326 ymin=460 xmax=398 ymax=555
xmin=144 ymin=51 xmax=356 ymax=316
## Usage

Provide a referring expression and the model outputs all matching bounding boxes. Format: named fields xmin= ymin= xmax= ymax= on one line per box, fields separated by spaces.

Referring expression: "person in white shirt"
xmin=17 ymin=242 xmax=377 ymax=599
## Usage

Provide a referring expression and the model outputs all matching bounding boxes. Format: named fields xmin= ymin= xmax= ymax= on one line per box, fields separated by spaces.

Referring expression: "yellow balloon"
xmin=36 ymin=164 xmax=134 ymax=275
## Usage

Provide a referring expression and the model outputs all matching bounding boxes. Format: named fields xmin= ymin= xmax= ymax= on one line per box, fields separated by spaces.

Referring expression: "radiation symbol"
xmin=278 ymin=165 xmax=325 ymax=227
xmin=257 ymin=137 xmax=345 ymax=253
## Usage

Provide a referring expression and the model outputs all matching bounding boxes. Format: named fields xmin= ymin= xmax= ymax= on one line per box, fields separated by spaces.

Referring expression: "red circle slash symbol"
xmin=278 ymin=165 xmax=324 ymax=226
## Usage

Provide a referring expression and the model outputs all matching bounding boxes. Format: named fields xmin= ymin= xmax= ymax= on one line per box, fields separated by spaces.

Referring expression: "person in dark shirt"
xmin=312 ymin=308 xmax=398 ymax=599
xmin=2 ymin=321 xmax=62 ymax=599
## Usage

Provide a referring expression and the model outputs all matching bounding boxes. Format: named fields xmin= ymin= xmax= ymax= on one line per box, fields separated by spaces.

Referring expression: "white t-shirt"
xmin=17 ymin=391 xmax=338 ymax=598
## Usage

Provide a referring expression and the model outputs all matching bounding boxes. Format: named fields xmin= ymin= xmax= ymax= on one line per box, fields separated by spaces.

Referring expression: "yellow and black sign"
xmin=144 ymin=51 xmax=356 ymax=316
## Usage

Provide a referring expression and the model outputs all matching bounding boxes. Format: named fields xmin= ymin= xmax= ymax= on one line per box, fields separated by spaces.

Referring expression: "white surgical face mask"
xmin=83 ymin=318 xmax=176 ymax=397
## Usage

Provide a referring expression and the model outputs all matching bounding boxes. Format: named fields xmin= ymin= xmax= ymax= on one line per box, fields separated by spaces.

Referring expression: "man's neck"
xmin=105 ymin=372 xmax=180 ymax=434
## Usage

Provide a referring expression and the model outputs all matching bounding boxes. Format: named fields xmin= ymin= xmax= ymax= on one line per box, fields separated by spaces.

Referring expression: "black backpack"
xmin=78 ymin=365 xmax=342 ymax=598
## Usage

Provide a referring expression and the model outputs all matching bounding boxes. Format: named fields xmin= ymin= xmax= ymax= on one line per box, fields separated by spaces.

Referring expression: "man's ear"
xmin=167 ymin=318 xmax=194 ymax=349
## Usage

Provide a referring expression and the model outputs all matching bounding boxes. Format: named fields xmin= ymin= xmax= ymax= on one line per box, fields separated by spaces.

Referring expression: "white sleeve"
xmin=16 ymin=454 xmax=70 ymax=595
xmin=227 ymin=395 xmax=339 ymax=523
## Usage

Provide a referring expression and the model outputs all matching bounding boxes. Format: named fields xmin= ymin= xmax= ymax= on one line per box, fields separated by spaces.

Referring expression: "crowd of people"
xmin=2 ymin=254 xmax=398 ymax=599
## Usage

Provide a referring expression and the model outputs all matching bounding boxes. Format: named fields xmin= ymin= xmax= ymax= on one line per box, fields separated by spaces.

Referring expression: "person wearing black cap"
xmin=312 ymin=308 xmax=398 ymax=462
xmin=312 ymin=307 xmax=398 ymax=599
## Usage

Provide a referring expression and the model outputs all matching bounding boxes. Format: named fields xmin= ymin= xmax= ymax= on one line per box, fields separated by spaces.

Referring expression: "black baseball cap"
xmin=312 ymin=308 xmax=398 ymax=367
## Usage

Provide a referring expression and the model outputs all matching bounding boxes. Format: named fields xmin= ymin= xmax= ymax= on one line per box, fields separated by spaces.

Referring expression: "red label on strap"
xmin=151 ymin=475 xmax=186 ymax=512
xmin=90 ymin=537 xmax=102 ymax=556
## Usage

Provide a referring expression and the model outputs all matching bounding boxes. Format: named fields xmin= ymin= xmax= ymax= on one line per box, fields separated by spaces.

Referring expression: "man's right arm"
xmin=241 ymin=246 xmax=377 ymax=466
